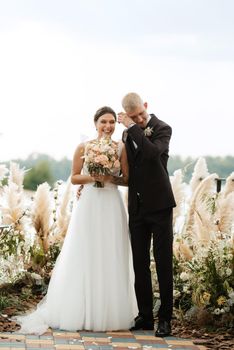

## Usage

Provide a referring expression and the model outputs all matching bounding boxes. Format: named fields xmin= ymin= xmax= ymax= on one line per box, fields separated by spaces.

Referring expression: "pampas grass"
xmin=53 ymin=180 xmax=72 ymax=242
xmin=170 ymin=169 xmax=187 ymax=228
xmin=221 ymin=172 xmax=234 ymax=198
xmin=185 ymin=173 xmax=218 ymax=242
xmin=173 ymin=237 xmax=193 ymax=261
xmin=0 ymin=164 xmax=8 ymax=182
xmin=0 ymin=182 xmax=26 ymax=231
xmin=0 ymin=163 xmax=27 ymax=231
xmin=31 ymin=182 xmax=52 ymax=253
xmin=189 ymin=157 xmax=209 ymax=194
xmin=9 ymin=162 xmax=26 ymax=189
xmin=216 ymin=192 xmax=234 ymax=234
xmin=192 ymin=209 xmax=213 ymax=246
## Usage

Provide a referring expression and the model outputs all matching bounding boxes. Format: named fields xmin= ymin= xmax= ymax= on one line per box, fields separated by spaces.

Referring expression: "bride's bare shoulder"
xmin=75 ymin=139 xmax=95 ymax=150
xmin=87 ymin=139 xmax=96 ymax=143
xmin=73 ymin=142 xmax=86 ymax=158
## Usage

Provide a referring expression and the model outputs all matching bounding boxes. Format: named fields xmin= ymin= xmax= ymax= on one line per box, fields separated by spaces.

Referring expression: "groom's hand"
xmin=118 ymin=112 xmax=135 ymax=128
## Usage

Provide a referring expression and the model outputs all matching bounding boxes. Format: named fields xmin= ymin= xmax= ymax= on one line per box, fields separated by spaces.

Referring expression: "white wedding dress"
xmin=16 ymin=141 xmax=138 ymax=334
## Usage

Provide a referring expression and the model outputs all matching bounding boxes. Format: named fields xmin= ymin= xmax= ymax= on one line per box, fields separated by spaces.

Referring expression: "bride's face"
xmin=96 ymin=113 xmax=116 ymax=138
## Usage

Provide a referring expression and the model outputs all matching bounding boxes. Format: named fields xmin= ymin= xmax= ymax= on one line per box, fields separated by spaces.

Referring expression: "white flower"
xmin=183 ymin=285 xmax=191 ymax=294
xmin=173 ymin=290 xmax=181 ymax=298
xmin=223 ymin=306 xmax=230 ymax=312
xmin=226 ymin=268 xmax=232 ymax=276
xmin=144 ymin=127 xmax=153 ymax=137
xmin=213 ymin=308 xmax=221 ymax=315
xmin=154 ymin=292 xmax=160 ymax=298
xmin=228 ymin=291 xmax=234 ymax=300
xmin=31 ymin=272 xmax=42 ymax=281
xmin=227 ymin=298 xmax=234 ymax=306
xmin=180 ymin=272 xmax=190 ymax=281
xmin=227 ymin=254 xmax=233 ymax=261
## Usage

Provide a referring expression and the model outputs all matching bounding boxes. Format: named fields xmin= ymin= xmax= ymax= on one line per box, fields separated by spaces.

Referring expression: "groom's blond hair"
xmin=122 ymin=92 xmax=144 ymax=113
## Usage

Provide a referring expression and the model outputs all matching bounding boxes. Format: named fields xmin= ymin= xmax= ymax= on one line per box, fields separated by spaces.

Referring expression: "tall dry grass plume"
xmin=189 ymin=157 xmax=209 ymax=194
xmin=0 ymin=164 xmax=8 ymax=181
xmin=9 ymin=162 xmax=26 ymax=189
xmin=192 ymin=209 xmax=213 ymax=246
xmin=216 ymin=192 xmax=234 ymax=234
xmin=31 ymin=182 xmax=53 ymax=253
xmin=173 ymin=236 xmax=193 ymax=261
xmin=54 ymin=180 xmax=72 ymax=242
xmin=0 ymin=182 xmax=26 ymax=231
xmin=221 ymin=172 xmax=234 ymax=198
xmin=185 ymin=173 xmax=218 ymax=244
xmin=170 ymin=169 xmax=186 ymax=227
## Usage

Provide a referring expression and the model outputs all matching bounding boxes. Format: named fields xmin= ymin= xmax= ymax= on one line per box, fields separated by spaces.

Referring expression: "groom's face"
xmin=127 ymin=102 xmax=148 ymax=128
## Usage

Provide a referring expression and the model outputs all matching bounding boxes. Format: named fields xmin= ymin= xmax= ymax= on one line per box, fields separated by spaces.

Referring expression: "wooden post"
xmin=215 ymin=178 xmax=226 ymax=193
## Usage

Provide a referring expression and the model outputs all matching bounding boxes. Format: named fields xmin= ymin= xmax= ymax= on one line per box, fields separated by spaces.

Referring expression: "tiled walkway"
xmin=0 ymin=330 xmax=206 ymax=350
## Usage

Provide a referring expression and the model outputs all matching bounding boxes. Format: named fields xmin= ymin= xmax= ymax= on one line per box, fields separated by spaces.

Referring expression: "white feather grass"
xmin=0 ymin=182 xmax=26 ymax=231
xmin=54 ymin=180 xmax=72 ymax=242
xmin=216 ymin=192 xmax=234 ymax=234
xmin=192 ymin=209 xmax=213 ymax=246
xmin=0 ymin=164 xmax=8 ymax=181
xmin=185 ymin=173 xmax=218 ymax=244
xmin=173 ymin=237 xmax=193 ymax=261
xmin=189 ymin=157 xmax=209 ymax=194
xmin=31 ymin=183 xmax=52 ymax=253
xmin=221 ymin=172 xmax=234 ymax=198
xmin=170 ymin=169 xmax=187 ymax=228
xmin=9 ymin=162 xmax=26 ymax=189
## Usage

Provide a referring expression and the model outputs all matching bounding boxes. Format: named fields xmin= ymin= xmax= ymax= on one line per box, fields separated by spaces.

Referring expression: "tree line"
xmin=2 ymin=153 xmax=233 ymax=190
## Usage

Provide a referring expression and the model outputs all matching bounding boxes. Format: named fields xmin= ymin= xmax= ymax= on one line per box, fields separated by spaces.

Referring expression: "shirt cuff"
xmin=128 ymin=123 xmax=136 ymax=129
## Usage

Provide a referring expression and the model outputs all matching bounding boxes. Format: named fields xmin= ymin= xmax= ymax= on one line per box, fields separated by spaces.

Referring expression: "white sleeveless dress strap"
xmin=117 ymin=140 xmax=124 ymax=158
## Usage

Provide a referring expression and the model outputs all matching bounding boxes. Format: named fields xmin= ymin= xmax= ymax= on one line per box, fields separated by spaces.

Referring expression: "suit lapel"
xmin=146 ymin=114 xmax=158 ymax=130
xmin=124 ymin=115 xmax=158 ymax=159
xmin=127 ymin=134 xmax=137 ymax=155
xmin=123 ymin=130 xmax=137 ymax=159
xmin=132 ymin=114 xmax=158 ymax=159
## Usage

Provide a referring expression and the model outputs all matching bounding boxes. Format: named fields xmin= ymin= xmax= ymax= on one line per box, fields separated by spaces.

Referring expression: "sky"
xmin=0 ymin=0 xmax=234 ymax=161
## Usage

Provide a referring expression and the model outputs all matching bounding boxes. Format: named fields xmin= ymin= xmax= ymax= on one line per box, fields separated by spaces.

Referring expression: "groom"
xmin=117 ymin=92 xmax=176 ymax=337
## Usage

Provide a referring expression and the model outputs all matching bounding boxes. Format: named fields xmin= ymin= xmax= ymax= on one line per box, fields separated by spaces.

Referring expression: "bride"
xmin=16 ymin=106 xmax=138 ymax=334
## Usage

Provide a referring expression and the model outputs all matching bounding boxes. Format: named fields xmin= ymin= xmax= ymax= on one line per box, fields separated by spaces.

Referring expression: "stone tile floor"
xmin=0 ymin=330 xmax=207 ymax=350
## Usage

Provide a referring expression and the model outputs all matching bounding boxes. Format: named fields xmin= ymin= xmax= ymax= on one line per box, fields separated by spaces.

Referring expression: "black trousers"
xmin=129 ymin=206 xmax=173 ymax=322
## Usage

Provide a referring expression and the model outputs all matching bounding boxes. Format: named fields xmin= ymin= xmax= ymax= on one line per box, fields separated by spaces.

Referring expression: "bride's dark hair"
xmin=94 ymin=106 xmax=116 ymax=122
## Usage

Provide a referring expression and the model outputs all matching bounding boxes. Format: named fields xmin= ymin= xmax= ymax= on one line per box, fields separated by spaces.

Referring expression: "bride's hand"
xmin=91 ymin=173 xmax=112 ymax=183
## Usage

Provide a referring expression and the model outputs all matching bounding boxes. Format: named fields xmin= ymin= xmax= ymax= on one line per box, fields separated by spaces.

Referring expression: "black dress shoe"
xmin=155 ymin=320 xmax=171 ymax=337
xmin=130 ymin=316 xmax=154 ymax=331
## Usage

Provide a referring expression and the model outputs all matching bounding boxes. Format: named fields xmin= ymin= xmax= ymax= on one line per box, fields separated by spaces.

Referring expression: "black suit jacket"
xmin=123 ymin=114 xmax=176 ymax=215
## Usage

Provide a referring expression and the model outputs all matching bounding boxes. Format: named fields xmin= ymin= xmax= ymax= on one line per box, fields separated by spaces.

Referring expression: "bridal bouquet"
xmin=84 ymin=138 xmax=120 ymax=188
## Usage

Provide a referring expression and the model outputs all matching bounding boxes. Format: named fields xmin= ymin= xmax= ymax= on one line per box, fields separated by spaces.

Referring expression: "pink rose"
xmin=94 ymin=155 xmax=109 ymax=166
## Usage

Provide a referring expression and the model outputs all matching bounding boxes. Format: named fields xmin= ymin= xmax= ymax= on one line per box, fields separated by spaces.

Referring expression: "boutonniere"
xmin=144 ymin=127 xmax=153 ymax=137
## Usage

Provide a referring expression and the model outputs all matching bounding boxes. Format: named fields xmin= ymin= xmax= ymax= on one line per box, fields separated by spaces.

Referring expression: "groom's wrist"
xmin=127 ymin=122 xmax=136 ymax=129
